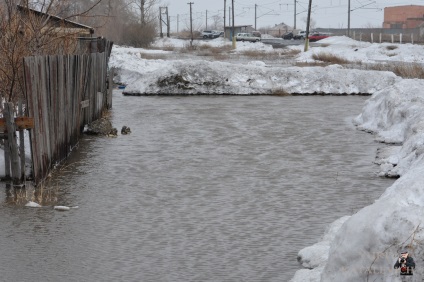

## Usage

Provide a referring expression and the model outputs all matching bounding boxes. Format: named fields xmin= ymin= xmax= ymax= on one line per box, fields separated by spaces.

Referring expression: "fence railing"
xmin=22 ymin=46 xmax=112 ymax=185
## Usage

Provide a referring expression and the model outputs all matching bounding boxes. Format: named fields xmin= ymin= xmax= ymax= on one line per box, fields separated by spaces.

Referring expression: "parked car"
xmin=201 ymin=30 xmax=220 ymax=39
xmin=235 ymin=33 xmax=261 ymax=42
xmin=252 ymin=31 xmax=262 ymax=38
xmin=282 ymin=32 xmax=294 ymax=40
xmin=216 ymin=31 xmax=224 ymax=37
xmin=308 ymin=33 xmax=330 ymax=42
xmin=294 ymin=30 xmax=306 ymax=40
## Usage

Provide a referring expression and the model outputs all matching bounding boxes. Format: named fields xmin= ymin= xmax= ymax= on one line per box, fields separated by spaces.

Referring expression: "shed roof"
xmin=17 ymin=4 xmax=94 ymax=34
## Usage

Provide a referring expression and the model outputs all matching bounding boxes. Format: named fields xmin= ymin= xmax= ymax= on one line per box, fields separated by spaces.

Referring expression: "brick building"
xmin=383 ymin=5 xmax=424 ymax=29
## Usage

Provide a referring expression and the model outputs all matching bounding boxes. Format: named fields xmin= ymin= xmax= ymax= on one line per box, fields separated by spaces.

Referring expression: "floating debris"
xmin=54 ymin=206 xmax=71 ymax=211
xmin=25 ymin=201 xmax=42 ymax=208
xmin=121 ymin=126 xmax=131 ymax=135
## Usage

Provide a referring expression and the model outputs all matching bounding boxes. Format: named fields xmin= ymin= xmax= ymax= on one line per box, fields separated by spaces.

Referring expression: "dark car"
xmin=282 ymin=32 xmax=294 ymax=40
xmin=308 ymin=33 xmax=330 ymax=42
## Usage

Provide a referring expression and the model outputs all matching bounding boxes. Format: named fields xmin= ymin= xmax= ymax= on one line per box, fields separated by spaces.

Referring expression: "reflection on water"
xmin=4 ymin=185 xmax=59 ymax=207
xmin=0 ymin=93 xmax=394 ymax=281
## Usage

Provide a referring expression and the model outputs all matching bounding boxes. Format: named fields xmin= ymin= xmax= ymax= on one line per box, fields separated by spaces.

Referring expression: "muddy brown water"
xmin=0 ymin=92 xmax=394 ymax=281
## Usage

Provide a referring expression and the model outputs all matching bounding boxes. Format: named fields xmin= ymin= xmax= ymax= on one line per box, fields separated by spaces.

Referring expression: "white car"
xmin=201 ymin=30 xmax=219 ymax=39
xmin=235 ymin=33 xmax=261 ymax=42
xmin=295 ymin=30 xmax=307 ymax=39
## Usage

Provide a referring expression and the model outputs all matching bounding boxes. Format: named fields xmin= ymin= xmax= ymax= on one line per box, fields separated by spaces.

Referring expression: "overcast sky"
xmin=165 ymin=0 xmax=424 ymax=31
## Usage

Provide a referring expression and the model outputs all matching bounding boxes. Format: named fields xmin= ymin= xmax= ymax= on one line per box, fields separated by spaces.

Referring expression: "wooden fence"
xmin=22 ymin=44 xmax=113 ymax=185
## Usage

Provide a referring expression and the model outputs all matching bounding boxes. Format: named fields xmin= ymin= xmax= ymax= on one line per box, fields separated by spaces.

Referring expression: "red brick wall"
xmin=383 ymin=5 xmax=424 ymax=29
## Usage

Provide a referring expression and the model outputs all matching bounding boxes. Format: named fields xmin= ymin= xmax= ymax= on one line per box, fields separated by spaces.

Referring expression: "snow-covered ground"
xmin=4 ymin=36 xmax=423 ymax=281
xmin=110 ymin=37 xmax=405 ymax=95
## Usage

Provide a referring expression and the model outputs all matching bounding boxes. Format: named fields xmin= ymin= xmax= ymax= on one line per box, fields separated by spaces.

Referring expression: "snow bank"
xmin=109 ymin=45 xmax=400 ymax=95
xmin=293 ymin=36 xmax=424 ymax=64
xmin=292 ymin=79 xmax=424 ymax=281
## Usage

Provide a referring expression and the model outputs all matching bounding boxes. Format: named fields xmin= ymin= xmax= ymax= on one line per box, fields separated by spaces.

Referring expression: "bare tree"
xmin=210 ymin=14 xmax=223 ymax=30
xmin=126 ymin=0 xmax=160 ymax=25
xmin=109 ymin=0 xmax=161 ymax=47
xmin=0 ymin=0 xmax=107 ymax=103
xmin=302 ymin=16 xmax=316 ymax=31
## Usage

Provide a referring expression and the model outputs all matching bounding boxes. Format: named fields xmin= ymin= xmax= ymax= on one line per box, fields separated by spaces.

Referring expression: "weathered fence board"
xmin=23 ymin=46 xmax=112 ymax=184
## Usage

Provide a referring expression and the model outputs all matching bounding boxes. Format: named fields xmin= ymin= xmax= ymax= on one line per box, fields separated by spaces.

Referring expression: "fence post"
xmin=391 ymin=34 xmax=394 ymax=43
xmin=4 ymin=136 xmax=11 ymax=180
xmin=18 ymin=101 xmax=26 ymax=182
xmin=411 ymin=34 xmax=414 ymax=44
xmin=371 ymin=33 xmax=373 ymax=43
xmin=4 ymin=103 xmax=22 ymax=186
xmin=379 ymin=33 xmax=382 ymax=43
xmin=400 ymin=33 xmax=402 ymax=44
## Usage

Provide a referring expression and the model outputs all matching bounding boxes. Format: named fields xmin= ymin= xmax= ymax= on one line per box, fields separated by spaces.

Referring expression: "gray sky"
xmin=166 ymin=0 xmax=424 ymax=31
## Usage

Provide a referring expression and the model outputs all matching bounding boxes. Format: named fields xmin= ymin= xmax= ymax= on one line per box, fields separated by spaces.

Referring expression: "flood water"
xmin=0 ymin=93 xmax=395 ymax=282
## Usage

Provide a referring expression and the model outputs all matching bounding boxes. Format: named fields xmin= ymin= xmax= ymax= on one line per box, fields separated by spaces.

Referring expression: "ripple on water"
xmin=0 ymin=95 xmax=394 ymax=281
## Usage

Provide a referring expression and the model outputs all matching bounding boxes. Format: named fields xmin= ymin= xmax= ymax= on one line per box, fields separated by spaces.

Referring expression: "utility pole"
xmin=348 ymin=0 xmax=351 ymax=37
xmin=232 ymin=0 xmax=235 ymax=48
xmin=159 ymin=7 xmax=170 ymax=38
xmin=166 ymin=7 xmax=169 ymax=37
xmin=159 ymin=7 xmax=163 ymax=37
xmin=177 ymin=14 xmax=179 ymax=34
xmin=255 ymin=4 xmax=257 ymax=30
xmin=188 ymin=2 xmax=194 ymax=46
xmin=294 ymin=0 xmax=296 ymax=29
xmin=224 ymin=0 xmax=226 ymax=38
xmin=229 ymin=6 xmax=231 ymax=28
xmin=206 ymin=10 xmax=208 ymax=30
xmin=304 ymin=0 xmax=312 ymax=52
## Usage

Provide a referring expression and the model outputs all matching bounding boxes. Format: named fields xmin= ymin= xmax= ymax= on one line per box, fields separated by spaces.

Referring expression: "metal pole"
xmin=348 ymin=0 xmax=350 ymax=37
xmin=232 ymin=0 xmax=235 ymax=48
xmin=294 ymin=0 xmax=296 ymax=29
xmin=229 ymin=6 xmax=231 ymax=29
xmin=255 ymin=4 xmax=257 ymax=30
xmin=188 ymin=2 xmax=194 ymax=46
xmin=304 ymin=0 xmax=312 ymax=52
xmin=166 ymin=7 xmax=170 ymax=37
xmin=159 ymin=7 xmax=163 ymax=38
xmin=224 ymin=0 xmax=226 ymax=38
xmin=206 ymin=10 xmax=208 ymax=30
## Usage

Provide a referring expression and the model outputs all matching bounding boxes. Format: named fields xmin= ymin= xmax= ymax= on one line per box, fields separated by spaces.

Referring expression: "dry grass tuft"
xmin=240 ymin=50 xmax=286 ymax=61
xmin=196 ymin=45 xmax=233 ymax=57
xmin=139 ymin=52 xmax=169 ymax=60
xmin=392 ymin=63 xmax=424 ymax=79
xmin=279 ymin=48 xmax=301 ymax=57
xmin=162 ymin=44 xmax=176 ymax=51
xmin=212 ymin=45 xmax=233 ymax=53
xmin=148 ymin=44 xmax=176 ymax=52
xmin=198 ymin=44 xmax=212 ymax=51
xmin=241 ymin=50 xmax=265 ymax=58
xmin=179 ymin=42 xmax=199 ymax=53
xmin=295 ymin=61 xmax=331 ymax=67
xmin=5 ymin=183 xmax=59 ymax=206
xmin=212 ymin=53 xmax=230 ymax=60
xmin=364 ymin=62 xmax=424 ymax=79
xmin=311 ymin=52 xmax=350 ymax=64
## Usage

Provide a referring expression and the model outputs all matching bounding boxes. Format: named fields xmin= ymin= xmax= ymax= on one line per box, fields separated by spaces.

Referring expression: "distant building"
xmin=267 ymin=23 xmax=292 ymax=37
xmin=383 ymin=5 xmax=424 ymax=29
xmin=224 ymin=25 xmax=255 ymax=38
